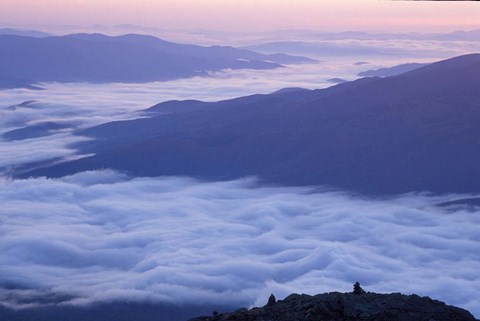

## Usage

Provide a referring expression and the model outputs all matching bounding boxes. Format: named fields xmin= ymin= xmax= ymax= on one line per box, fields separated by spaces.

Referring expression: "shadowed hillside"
xmin=20 ymin=54 xmax=480 ymax=195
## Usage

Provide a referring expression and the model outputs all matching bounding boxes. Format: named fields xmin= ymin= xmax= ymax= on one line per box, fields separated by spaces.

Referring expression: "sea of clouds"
xmin=0 ymin=171 xmax=479 ymax=317
xmin=1 ymin=52 xmax=480 ymax=318
xmin=243 ymin=38 xmax=480 ymax=60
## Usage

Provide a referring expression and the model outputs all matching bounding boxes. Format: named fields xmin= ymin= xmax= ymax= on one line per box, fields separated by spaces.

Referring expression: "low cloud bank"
xmin=1 ymin=171 xmax=479 ymax=317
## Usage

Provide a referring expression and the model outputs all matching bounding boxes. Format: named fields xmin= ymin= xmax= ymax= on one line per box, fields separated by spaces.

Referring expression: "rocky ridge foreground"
xmin=190 ymin=288 xmax=478 ymax=321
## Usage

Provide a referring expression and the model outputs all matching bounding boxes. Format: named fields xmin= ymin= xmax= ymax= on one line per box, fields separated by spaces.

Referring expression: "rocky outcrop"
xmin=190 ymin=291 xmax=477 ymax=321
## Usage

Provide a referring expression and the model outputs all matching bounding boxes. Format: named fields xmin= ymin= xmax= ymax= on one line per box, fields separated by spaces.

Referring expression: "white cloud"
xmin=0 ymin=171 xmax=479 ymax=317
xmin=0 ymin=132 xmax=91 ymax=169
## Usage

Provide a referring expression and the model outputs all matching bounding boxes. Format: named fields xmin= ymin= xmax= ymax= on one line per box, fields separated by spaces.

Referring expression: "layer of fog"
xmin=243 ymin=38 xmax=480 ymax=60
xmin=0 ymin=171 xmax=478 ymax=317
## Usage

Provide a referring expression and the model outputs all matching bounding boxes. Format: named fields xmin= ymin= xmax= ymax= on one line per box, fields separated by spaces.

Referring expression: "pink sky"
xmin=1 ymin=0 xmax=479 ymax=33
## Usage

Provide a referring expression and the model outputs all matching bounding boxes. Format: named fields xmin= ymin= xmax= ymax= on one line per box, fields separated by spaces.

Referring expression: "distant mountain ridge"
xmin=0 ymin=33 xmax=315 ymax=89
xmin=0 ymin=27 xmax=50 ymax=38
xmin=18 ymin=53 xmax=480 ymax=195
xmin=358 ymin=62 xmax=429 ymax=77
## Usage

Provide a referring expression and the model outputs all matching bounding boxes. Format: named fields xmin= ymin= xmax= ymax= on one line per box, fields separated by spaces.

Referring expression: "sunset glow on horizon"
xmin=1 ymin=0 xmax=479 ymax=33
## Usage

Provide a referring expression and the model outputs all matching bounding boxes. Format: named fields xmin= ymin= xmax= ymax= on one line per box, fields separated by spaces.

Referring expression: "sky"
xmin=1 ymin=0 xmax=479 ymax=33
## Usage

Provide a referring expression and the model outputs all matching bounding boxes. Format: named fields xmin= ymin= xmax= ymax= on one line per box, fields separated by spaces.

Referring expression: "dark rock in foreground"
xmin=190 ymin=292 xmax=477 ymax=321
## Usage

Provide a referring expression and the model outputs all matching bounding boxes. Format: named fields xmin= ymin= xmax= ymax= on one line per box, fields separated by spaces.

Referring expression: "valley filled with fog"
xmin=1 ymin=35 xmax=480 ymax=320
xmin=1 ymin=171 xmax=479 ymax=315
